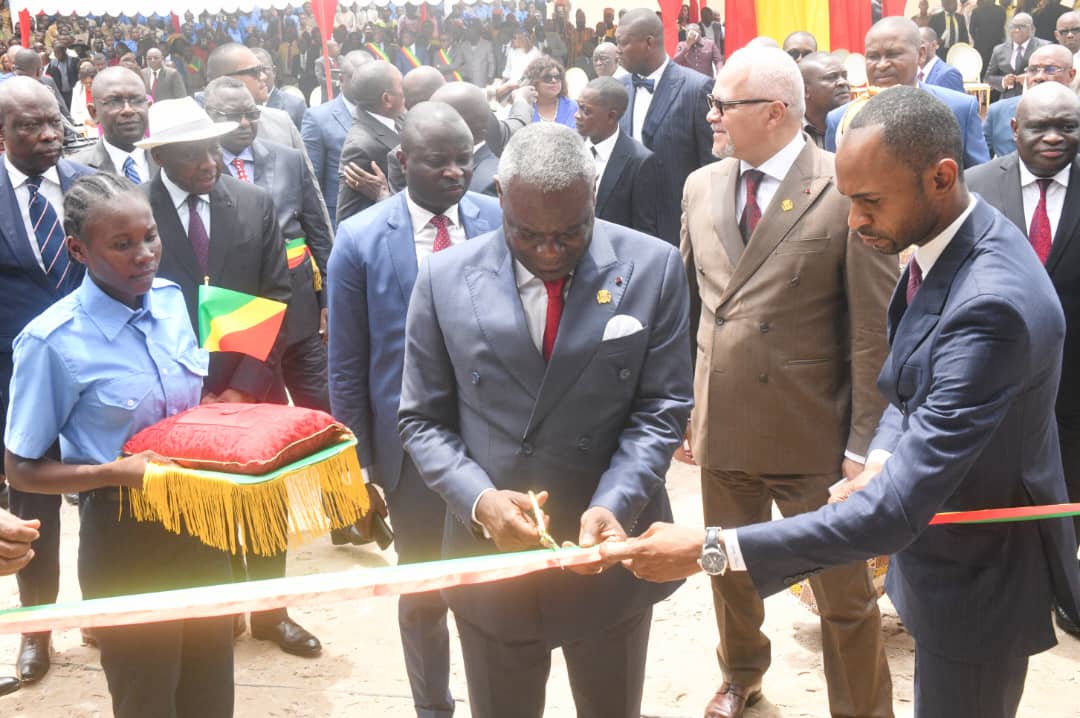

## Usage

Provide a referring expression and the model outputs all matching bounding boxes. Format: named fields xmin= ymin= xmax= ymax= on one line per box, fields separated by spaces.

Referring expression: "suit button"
xmin=521 ymin=442 xmax=534 ymax=456
xmin=577 ymin=436 xmax=592 ymax=451
xmin=759 ymin=322 xmax=770 ymax=333
xmin=758 ymin=373 xmax=768 ymax=383
xmin=715 ymin=316 xmax=725 ymax=326
xmin=697 ymin=265 xmax=705 ymax=274
xmin=470 ymin=371 xmax=481 ymax=385
xmin=618 ymin=368 xmax=631 ymax=380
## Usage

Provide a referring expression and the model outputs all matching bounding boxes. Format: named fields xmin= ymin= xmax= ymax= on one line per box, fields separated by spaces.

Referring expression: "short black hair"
xmin=63 ymin=174 xmax=141 ymax=240
xmin=582 ymin=76 xmax=629 ymax=118
xmin=848 ymin=86 xmax=963 ymax=177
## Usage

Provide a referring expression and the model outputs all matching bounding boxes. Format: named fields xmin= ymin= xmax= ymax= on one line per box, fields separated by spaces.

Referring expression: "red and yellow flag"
xmin=197 ymin=285 xmax=286 ymax=362
xmin=721 ymin=0 xmax=874 ymax=54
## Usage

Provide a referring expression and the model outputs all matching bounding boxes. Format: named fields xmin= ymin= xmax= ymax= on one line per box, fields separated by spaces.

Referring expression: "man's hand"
xmin=510 ymin=84 xmax=538 ymax=105
xmin=1003 ymin=73 xmax=1018 ymax=90
xmin=600 ymin=522 xmax=706 ymax=583
xmin=343 ymin=160 xmax=391 ymax=202
xmin=841 ymin=457 xmax=864 ymax=482
xmin=829 ymin=460 xmax=884 ymax=504
xmin=673 ymin=425 xmax=696 ymax=465
xmin=319 ymin=307 xmax=328 ymax=345
xmin=475 ymin=489 xmax=547 ymax=552
xmin=686 ymin=29 xmax=700 ymax=46
xmin=110 ymin=450 xmax=174 ymax=491
xmin=352 ymin=482 xmax=390 ymax=542
xmin=564 ymin=506 xmax=627 ymax=575
xmin=216 ymin=388 xmax=256 ymax=404
xmin=0 ymin=508 xmax=38 ymax=576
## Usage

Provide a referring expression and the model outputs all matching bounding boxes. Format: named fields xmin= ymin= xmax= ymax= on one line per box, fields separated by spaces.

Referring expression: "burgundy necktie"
xmin=1029 ymin=178 xmax=1052 ymax=264
xmin=739 ymin=169 xmax=765 ymax=243
xmin=430 ymin=214 xmax=451 ymax=252
xmin=906 ymin=256 xmax=922 ymax=305
xmin=542 ymin=278 xmax=565 ymax=362
xmin=187 ymin=194 xmax=210 ymax=275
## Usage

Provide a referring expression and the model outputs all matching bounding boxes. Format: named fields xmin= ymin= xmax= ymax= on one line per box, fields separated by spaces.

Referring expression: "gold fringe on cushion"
xmin=126 ymin=444 xmax=369 ymax=557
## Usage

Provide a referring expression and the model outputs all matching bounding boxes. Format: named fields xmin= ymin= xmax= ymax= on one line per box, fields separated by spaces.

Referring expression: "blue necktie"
xmin=25 ymin=176 xmax=70 ymax=289
xmin=123 ymin=156 xmax=142 ymax=184
xmin=632 ymin=74 xmax=655 ymax=93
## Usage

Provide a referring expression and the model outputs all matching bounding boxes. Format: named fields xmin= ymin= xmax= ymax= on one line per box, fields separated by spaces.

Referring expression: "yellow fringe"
xmin=126 ymin=448 xmax=370 ymax=557
xmin=311 ymin=260 xmax=323 ymax=293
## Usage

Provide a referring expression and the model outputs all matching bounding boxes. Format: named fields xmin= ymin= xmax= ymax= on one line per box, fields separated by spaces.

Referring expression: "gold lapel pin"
xmin=781 ymin=199 xmax=794 ymax=212
xmin=597 ymin=289 xmax=612 ymax=304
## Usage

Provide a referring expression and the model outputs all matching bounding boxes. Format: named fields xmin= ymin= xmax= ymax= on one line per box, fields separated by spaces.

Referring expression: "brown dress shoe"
xmin=704 ymin=682 xmax=763 ymax=718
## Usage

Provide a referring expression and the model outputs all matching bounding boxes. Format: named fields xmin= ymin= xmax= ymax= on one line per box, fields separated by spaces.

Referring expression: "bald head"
xmin=865 ymin=17 xmax=922 ymax=87
xmin=618 ymin=8 xmax=663 ymax=38
xmin=430 ymin=81 xmax=490 ymax=143
xmin=1056 ymin=11 xmax=1080 ymax=53
xmin=402 ymin=66 xmax=446 ymax=109
xmin=401 ymin=101 xmax=471 ymax=154
xmin=720 ymin=46 xmax=806 ymax=117
xmin=0 ymin=75 xmax=55 ymax=118
xmin=0 ymin=77 xmax=63 ymax=175
xmin=13 ymin=47 xmax=41 ymax=76
xmin=615 ymin=8 xmax=665 ymax=74
xmin=1026 ymin=44 xmax=1077 ymax=87
xmin=783 ymin=31 xmax=817 ymax=60
xmin=206 ymin=42 xmax=255 ymax=80
xmin=746 ymin=36 xmax=781 ymax=49
xmin=346 ymin=60 xmax=404 ymax=116
xmin=592 ymin=42 xmax=618 ymax=77
xmin=1013 ymin=81 xmax=1080 ymax=177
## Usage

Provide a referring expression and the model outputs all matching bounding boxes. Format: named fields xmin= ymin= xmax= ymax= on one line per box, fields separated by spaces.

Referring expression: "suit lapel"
xmin=0 ymin=165 xmax=52 ymax=293
xmin=996 ymin=154 xmax=1027 ymax=235
xmin=642 ymin=64 xmax=682 ymax=146
xmin=459 ymin=192 xmax=498 ymax=238
xmin=207 ymin=180 xmax=237 ymax=283
xmin=251 ymin=140 xmax=274 ymax=189
xmin=596 ymin=131 xmax=631 ymax=214
xmin=333 ymin=96 xmax=352 ymax=133
xmin=151 ymin=176 xmax=204 ymax=285
xmin=384 ymin=194 xmax=418 ymax=303
xmin=358 ymin=110 xmax=398 ymax=151
xmin=1045 ymin=160 xmax=1080 ymax=275
xmin=710 ymin=161 xmax=744 ymax=267
xmin=720 ymin=142 xmax=830 ymax=305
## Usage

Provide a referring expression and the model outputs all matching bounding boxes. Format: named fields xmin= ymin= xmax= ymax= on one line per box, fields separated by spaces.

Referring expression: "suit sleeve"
xmin=387 ymin=147 xmax=406 ymax=194
xmin=398 ymin=258 xmax=498 ymax=523
xmin=691 ymin=76 xmax=715 ymax=169
xmin=842 ymin=231 xmax=898 ymax=458
xmin=982 ymin=108 xmax=995 ymax=158
xmin=297 ymin=151 xmax=334 ymax=309
xmin=326 ymin=227 xmax=375 ymax=469
xmin=630 ymin=152 xmax=660 ymax=238
xmin=984 ymin=49 xmax=1008 ymax=92
xmin=680 ymin=175 xmax=701 ymax=369
xmin=740 ymin=293 xmax=1037 ymax=597
xmin=335 ymin=132 xmax=374 ymax=224
xmin=589 ymin=245 xmax=694 ymax=528
xmin=301 ymin=109 xmax=328 ymax=196
xmin=941 ymin=67 xmax=965 ymax=93
xmin=825 ymin=107 xmax=841 ymax=152
xmin=961 ymin=96 xmax=990 ymax=168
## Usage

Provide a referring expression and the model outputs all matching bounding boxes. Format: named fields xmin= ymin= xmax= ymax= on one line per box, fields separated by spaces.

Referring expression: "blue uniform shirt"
xmin=5 ymin=276 xmax=207 ymax=467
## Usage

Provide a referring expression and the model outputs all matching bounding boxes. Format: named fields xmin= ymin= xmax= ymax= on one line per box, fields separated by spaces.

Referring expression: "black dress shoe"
xmin=330 ymin=524 xmax=370 ymax=546
xmin=1055 ymin=602 xmax=1080 ymax=638
xmin=250 ymin=616 xmax=321 ymax=657
xmin=0 ymin=676 xmax=19 ymax=697
xmin=17 ymin=633 xmax=51 ymax=683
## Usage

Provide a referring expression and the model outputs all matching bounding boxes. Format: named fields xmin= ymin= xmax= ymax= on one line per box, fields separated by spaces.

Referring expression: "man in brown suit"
xmin=680 ymin=46 xmax=897 ymax=718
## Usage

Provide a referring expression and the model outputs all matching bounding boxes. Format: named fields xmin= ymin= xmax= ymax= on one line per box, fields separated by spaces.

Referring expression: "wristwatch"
xmin=699 ymin=526 xmax=728 ymax=576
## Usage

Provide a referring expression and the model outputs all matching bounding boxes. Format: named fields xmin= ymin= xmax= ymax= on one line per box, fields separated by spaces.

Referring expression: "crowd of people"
xmin=0 ymin=2 xmax=1079 ymax=718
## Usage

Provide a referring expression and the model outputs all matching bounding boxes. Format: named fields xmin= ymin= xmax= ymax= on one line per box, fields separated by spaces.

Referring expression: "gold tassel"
xmin=311 ymin=258 xmax=323 ymax=293
xmin=127 ymin=447 xmax=370 ymax=557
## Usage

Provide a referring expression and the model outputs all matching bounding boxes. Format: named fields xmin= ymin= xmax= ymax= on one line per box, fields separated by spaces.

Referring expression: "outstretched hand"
xmin=600 ymin=522 xmax=706 ymax=583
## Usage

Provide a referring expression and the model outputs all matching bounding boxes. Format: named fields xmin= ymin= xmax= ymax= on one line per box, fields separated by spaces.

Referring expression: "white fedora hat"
xmin=135 ymin=96 xmax=238 ymax=150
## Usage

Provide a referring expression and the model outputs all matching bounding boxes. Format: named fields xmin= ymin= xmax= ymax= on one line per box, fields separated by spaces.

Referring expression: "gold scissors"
xmin=528 ymin=490 xmax=558 ymax=550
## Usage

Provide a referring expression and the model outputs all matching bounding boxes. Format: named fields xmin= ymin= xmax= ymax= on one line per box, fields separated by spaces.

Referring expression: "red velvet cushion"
xmin=123 ymin=403 xmax=351 ymax=475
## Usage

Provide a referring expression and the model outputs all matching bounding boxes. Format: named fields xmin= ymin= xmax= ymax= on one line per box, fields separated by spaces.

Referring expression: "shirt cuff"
xmin=361 ymin=468 xmax=370 ymax=484
xmin=471 ymin=487 xmax=495 ymax=539
xmin=843 ymin=450 xmax=866 ymax=464
xmin=722 ymin=528 xmax=747 ymax=571
xmin=866 ymin=449 xmax=893 ymax=467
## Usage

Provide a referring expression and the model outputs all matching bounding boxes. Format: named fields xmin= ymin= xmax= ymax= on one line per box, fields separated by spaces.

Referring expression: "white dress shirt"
xmin=160 ymin=169 xmax=211 ymax=237
xmin=736 ymin=131 xmax=806 ymax=221
xmin=103 ymin=140 xmax=150 ymax=183
xmin=406 ymin=193 xmax=465 ymax=264
xmin=1020 ymin=161 xmax=1069 ymax=242
xmin=589 ymin=129 xmax=620 ymax=196
xmin=221 ymin=146 xmax=255 ymax=183
xmin=631 ymin=57 xmax=668 ymax=142
xmin=919 ymin=54 xmax=938 ymax=83
xmin=5 ymin=155 xmax=64 ymax=271
xmin=366 ymin=109 xmax=397 ymax=132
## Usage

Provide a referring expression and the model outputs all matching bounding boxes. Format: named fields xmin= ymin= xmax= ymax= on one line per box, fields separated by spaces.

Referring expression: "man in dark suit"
xmin=335 ymin=60 xmax=403 ymax=224
xmin=610 ymin=86 xmax=1080 ymax=718
xmin=970 ymin=0 xmax=1007 ymax=71
xmin=329 ymin=101 xmax=501 ymax=718
xmin=616 ymin=9 xmax=714 ymax=246
xmin=398 ymin=122 xmax=693 ymax=718
xmin=73 ymin=66 xmax=159 ymax=182
xmin=302 ymin=50 xmax=371 ymax=228
xmin=44 ymin=38 xmax=78 ymax=109
xmin=574 ymin=77 xmax=658 ymax=237
xmin=314 ymin=40 xmax=342 ymax=99
xmin=394 ymin=29 xmax=430 ymax=76
xmin=138 ymin=96 xmax=323 ymax=659
xmin=0 ymin=77 xmax=94 ymax=684
xmin=966 ymin=82 xmax=1080 ymax=639
xmin=981 ymin=44 xmax=1076 ymax=157
xmin=928 ymin=0 xmax=970 ymax=59
xmin=143 ymin=47 xmax=187 ymax=103
xmin=253 ymin=47 xmax=306 ymax=131
xmin=985 ymin=13 xmax=1049 ymax=97
xmin=826 ymin=17 xmax=990 ymax=168
xmin=917 ymin=27 xmax=966 ymax=91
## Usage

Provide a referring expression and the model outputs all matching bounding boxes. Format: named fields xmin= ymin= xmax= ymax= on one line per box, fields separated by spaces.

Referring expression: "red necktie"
xmin=230 ymin=157 xmax=250 ymax=183
xmin=542 ymin=278 xmax=565 ymax=362
xmin=1029 ymin=178 xmax=1052 ymax=264
xmin=431 ymin=214 xmax=451 ymax=252
xmin=906 ymin=256 xmax=922 ymax=305
xmin=739 ymin=169 xmax=765 ymax=243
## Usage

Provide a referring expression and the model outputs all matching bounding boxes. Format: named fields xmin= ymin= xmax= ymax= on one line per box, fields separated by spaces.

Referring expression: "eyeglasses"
xmin=705 ymin=96 xmax=787 ymax=116
xmin=208 ymin=108 xmax=261 ymax=122
xmin=540 ymin=73 xmax=562 ymax=83
xmin=787 ymin=48 xmax=813 ymax=60
xmin=1026 ymin=64 xmax=1066 ymax=75
xmin=225 ymin=64 xmax=266 ymax=78
xmin=99 ymin=94 xmax=149 ymax=110
xmin=1058 ymin=27 xmax=1080 ymax=36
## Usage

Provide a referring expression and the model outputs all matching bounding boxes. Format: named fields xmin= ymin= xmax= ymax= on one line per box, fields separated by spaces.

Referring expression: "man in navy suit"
xmin=575 ymin=76 xmax=658 ymax=237
xmin=302 ymin=50 xmax=371 ymax=228
xmin=917 ymin=27 xmax=965 ymax=92
xmin=328 ymin=102 xmax=501 ymax=718
xmin=826 ymin=17 xmax=989 ymax=169
xmin=608 ymin=86 xmax=1080 ymax=718
xmin=982 ymin=44 xmax=1076 ymax=157
xmin=0 ymin=77 xmax=94 ymax=684
xmin=616 ymin=8 xmax=714 ymax=246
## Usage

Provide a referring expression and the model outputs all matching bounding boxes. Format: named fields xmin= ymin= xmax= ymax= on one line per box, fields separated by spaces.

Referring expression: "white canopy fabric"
xmin=10 ymin=0 xmax=485 ymax=16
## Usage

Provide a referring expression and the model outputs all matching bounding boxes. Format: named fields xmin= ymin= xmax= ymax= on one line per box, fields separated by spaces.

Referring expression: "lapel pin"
xmin=781 ymin=199 xmax=794 ymax=212
xmin=597 ymin=289 xmax=612 ymax=304
xmin=615 ymin=276 xmax=624 ymax=286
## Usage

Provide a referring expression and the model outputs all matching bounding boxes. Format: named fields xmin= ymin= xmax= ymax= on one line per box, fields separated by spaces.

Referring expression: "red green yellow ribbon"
xmin=285 ymin=237 xmax=312 ymax=270
xmin=366 ymin=42 xmax=389 ymax=62
xmin=399 ymin=46 xmax=422 ymax=68
xmin=930 ymin=502 xmax=1080 ymax=525
xmin=438 ymin=49 xmax=462 ymax=81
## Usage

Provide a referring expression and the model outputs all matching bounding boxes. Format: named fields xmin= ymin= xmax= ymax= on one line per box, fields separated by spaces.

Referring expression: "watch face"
xmin=700 ymin=549 xmax=727 ymax=575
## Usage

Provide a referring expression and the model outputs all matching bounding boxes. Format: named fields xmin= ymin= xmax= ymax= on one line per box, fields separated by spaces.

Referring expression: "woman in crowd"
xmin=69 ymin=61 xmax=97 ymax=133
xmin=523 ymin=55 xmax=577 ymax=126
xmin=502 ymin=28 xmax=540 ymax=83
xmin=4 ymin=175 xmax=234 ymax=718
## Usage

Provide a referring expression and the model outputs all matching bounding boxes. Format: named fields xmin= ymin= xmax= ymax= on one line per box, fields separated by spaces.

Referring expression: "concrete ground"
xmin=2 ymin=461 xmax=1079 ymax=717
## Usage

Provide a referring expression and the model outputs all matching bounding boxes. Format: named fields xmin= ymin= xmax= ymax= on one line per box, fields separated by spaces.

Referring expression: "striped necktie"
xmin=123 ymin=156 xmax=142 ymax=184
xmin=25 ymin=176 xmax=70 ymax=289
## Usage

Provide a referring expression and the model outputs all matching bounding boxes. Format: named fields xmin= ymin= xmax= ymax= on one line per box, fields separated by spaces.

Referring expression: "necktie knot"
xmin=25 ymin=175 xmax=43 ymax=192
xmin=1036 ymin=177 xmax=1052 ymax=196
xmin=430 ymin=214 xmax=449 ymax=230
xmin=632 ymin=74 xmax=655 ymax=93
xmin=187 ymin=193 xmax=201 ymax=211
xmin=431 ymin=214 xmax=452 ymax=252
xmin=123 ymin=156 xmax=141 ymax=184
xmin=742 ymin=168 xmax=765 ymax=195
xmin=543 ymin=277 xmax=566 ymax=298
xmin=906 ymin=256 xmax=923 ymax=305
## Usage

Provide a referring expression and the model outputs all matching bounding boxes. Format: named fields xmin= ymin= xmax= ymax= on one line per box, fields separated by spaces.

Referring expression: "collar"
xmin=222 ymin=145 xmax=255 ymax=165
xmin=160 ymin=169 xmax=209 ymax=211
xmin=1016 ymin=40 xmax=1028 ymax=53
xmin=1019 ymin=160 xmax=1071 ymax=191
xmin=738 ymin=131 xmax=806 ymax=182
xmin=77 ymin=273 xmax=171 ymax=341
xmin=921 ymin=55 xmax=938 ymax=76
xmin=4 ymin=155 xmax=60 ymax=189
xmin=103 ymin=139 xmax=145 ymax=170
xmin=913 ymin=194 xmax=977 ymax=279
xmin=342 ymin=94 xmax=357 ymax=117
xmin=590 ymin=129 xmax=619 ymax=162
xmin=405 ymin=191 xmax=460 ymax=231
xmin=366 ymin=109 xmax=398 ymax=132
xmin=474 ymin=141 xmax=486 ymax=153
xmin=514 ymin=258 xmax=538 ymax=289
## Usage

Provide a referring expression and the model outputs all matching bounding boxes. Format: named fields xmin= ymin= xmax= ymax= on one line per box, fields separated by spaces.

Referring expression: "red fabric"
xmin=658 ymin=0 xmax=683 ymax=56
xmin=542 ymin=278 xmax=565 ymax=362
xmin=689 ymin=0 xmax=701 ymax=24
xmin=828 ymin=0 xmax=873 ymax=53
xmin=1029 ymin=179 xmax=1052 ymax=264
xmin=311 ymin=0 xmax=338 ymax=99
xmin=724 ymin=0 xmax=758 ymax=55
xmin=19 ymin=10 xmax=31 ymax=47
xmin=881 ymin=0 xmax=907 ymax=17
xmin=431 ymin=215 xmax=451 ymax=252
xmin=230 ymin=157 xmax=250 ymax=183
xmin=739 ymin=169 xmax=765 ymax=241
xmin=124 ymin=403 xmax=350 ymax=475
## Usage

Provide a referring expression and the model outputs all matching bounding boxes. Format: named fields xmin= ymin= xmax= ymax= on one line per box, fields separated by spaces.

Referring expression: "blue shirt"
xmin=5 ymin=276 xmax=207 ymax=467
xmin=533 ymin=95 xmax=579 ymax=129
xmin=222 ymin=146 xmax=255 ymax=183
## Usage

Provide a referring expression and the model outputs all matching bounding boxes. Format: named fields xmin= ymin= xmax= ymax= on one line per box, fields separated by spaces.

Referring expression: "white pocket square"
xmin=603 ymin=314 xmax=644 ymax=341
